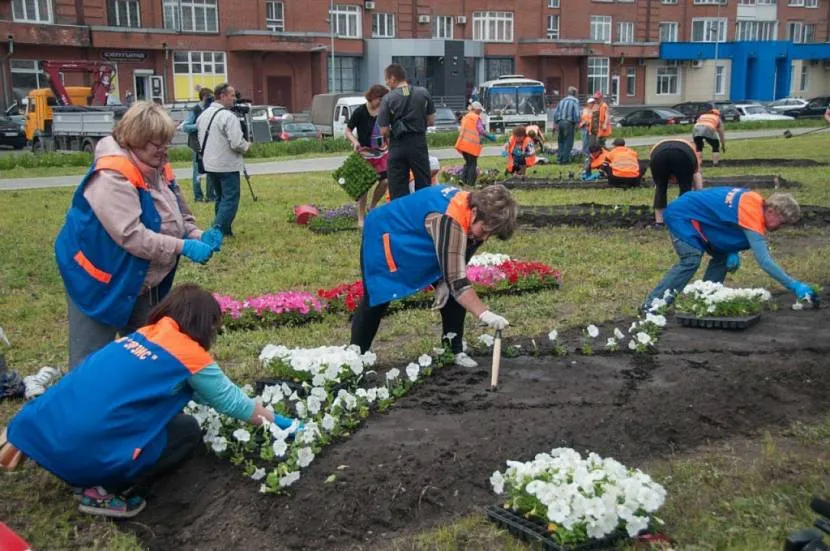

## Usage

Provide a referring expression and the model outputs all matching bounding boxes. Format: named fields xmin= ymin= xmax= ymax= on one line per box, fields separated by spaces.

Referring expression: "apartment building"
xmin=1 ymin=0 xmax=829 ymax=110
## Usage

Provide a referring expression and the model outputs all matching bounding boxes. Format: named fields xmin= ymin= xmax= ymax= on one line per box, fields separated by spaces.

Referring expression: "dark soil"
xmin=500 ymin=175 xmax=798 ymax=191
xmin=518 ymin=203 xmax=830 ymax=229
xmin=133 ymin=291 xmax=830 ymax=551
xmin=701 ymin=158 xmax=828 ymax=168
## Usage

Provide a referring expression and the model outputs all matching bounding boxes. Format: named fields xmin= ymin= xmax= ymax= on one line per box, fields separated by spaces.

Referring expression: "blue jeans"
xmin=556 ymin=121 xmax=575 ymax=164
xmin=644 ymin=233 xmax=729 ymax=308
xmin=208 ymin=171 xmax=241 ymax=236
xmin=191 ymin=151 xmax=204 ymax=201
xmin=581 ymin=127 xmax=590 ymax=155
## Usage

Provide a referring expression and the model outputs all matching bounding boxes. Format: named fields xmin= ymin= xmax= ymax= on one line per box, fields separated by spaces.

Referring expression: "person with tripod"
xmin=197 ymin=83 xmax=250 ymax=238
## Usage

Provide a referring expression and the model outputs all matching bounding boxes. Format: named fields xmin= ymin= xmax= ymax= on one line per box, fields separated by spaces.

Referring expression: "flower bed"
xmin=439 ymin=166 xmax=502 ymax=188
xmin=674 ymin=280 xmax=772 ymax=318
xmin=489 ymin=448 xmax=666 ymax=546
xmin=218 ymin=256 xmax=562 ymax=329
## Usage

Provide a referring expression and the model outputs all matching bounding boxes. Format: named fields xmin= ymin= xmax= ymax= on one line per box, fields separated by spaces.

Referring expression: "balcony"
xmin=0 ymin=21 xmax=90 ymax=47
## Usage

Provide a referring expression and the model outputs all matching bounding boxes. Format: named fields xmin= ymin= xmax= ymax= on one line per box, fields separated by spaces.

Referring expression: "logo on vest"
xmin=121 ymin=337 xmax=159 ymax=361
xmin=441 ymin=186 xmax=458 ymax=197
xmin=724 ymin=188 xmax=740 ymax=208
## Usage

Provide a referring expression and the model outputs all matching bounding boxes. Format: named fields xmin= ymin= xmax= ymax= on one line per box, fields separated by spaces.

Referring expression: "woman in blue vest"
xmin=351 ymin=184 xmax=518 ymax=364
xmin=643 ymin=187 xmax=818 ymax=310
xmin=4 ymin=284 xmax=299 ymax=518
xmin=55 ymin=102 xmax=224 ymax=370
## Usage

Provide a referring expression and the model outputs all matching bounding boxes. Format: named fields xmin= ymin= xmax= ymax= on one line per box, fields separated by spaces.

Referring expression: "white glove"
xmin=431 ymin=281 xmax=450 ymax=310
xmin=479 ymin=310 xmax=509 ymax=330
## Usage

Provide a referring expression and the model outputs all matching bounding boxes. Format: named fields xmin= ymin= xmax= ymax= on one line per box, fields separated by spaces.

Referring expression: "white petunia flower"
xmin=240 ymin=384 xmax=254 ymax=396
xmin=259 ymin=483 xmax=268 ymax=494
xmin=232 ymin=428 xmax=251 ymax=443
xmin=490 ymin=471 xmax=505 ymax=494
xmin=479 ymin=334 xmax=495 ymax=347
xmin=272 ymin=438 xmax=288 ymax=457
xmin=636 ymin=332 xmax=652 ymax=345
xmin=251 ymin=467 xmax=266 ymax=481
xmin=211 ymin=436 xmax=228 ymax=453
xmin=386 ymin=368 xmax=400 ymax=381
xmin=444 ymin=332 xmax=457 ymax=341
xmin=297 ymin=447 xmax=315 ymax=468
xmin=547 ymin=329 xmax=558 ymax=342
xmin=377 ymin=387 xmax=390 ymax=401
xmin=322 ymin=413 xmax=336 ymax=432
xmin=295 ymin=401 xmax=307 ymax=418
xmin=306 ymin=395 xmax=322 ymax=416
xmin=418 ymin=354 xmax=432 ymax=368
xmin=279 ymin=470 xmax=301 ymax=487
xmin=613 ymin=327 xmax=624 ymax=340
xmin=628 ymin=339 xmax=637 ymax=351
xmin=338 ymin=177 xmax=346 ymax=185
xmin=406 ymin=362 xmax=420 ymax=382
xmin=605 ymin=338 xmax=617 ymax=348
xmin=586 ymin=325 xmax=599 ymax=338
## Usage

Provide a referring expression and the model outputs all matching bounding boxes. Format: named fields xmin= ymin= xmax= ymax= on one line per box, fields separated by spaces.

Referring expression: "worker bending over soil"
xmin=643 ymin=187 xmax=818 ymax=310
xmin=692 ymin=108 xmax=726 ymax=166
xmin=589 ymin=138 xmax=643 ymax=187
xmin=351 ymin=185 xmax=517 ymax=368
xmin=504 ymin=126 xmax=537 ymax=176
xmin=649 ymin=138 xmax=704 ymax=228
xmin=2 ymin=285 xmax=299 ymax=519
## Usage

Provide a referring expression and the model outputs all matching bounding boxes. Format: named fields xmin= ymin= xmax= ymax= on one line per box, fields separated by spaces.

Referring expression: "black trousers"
xmin=388 ymin=133 xmax=431 ymax=199
xmin=462 ymin=152 xmax=478 ymax=186
xmin=350 ymin=293 xmax=468 ymax=354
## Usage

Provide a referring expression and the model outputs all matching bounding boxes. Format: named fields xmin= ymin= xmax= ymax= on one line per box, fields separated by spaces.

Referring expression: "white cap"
xmin=429 ymin=156 xmax=440 ymax=172
xmin=587 ymin=98 xmax=596 ymax=104
xmin=470 ymin=101 xmax=483 ymax=111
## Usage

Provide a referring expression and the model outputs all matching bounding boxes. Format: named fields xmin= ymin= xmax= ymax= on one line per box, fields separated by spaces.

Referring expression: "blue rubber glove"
xmin=582 ymin=172 xmax=600 ymax=181
xmin=500 ymin=149 xmax=507 ymax=158
xmin=485 ymin=133 xmax=497 ymax=142
xmin=181 ymin=239 xmax=214 ymax=264
xmin=201 ymin=228 xmax=224 ymax=252
xmin=725 ymin=252 xmax=741 ymax=273
xmin=791 ymin=281 xmax=818 ymax=302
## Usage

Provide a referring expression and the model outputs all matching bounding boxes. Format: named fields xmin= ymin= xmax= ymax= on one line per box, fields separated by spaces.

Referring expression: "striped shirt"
xmin=424 ymin=213 xmax=483 ymax=296
xmin=553 ymin=95 xmax=580 ymax=124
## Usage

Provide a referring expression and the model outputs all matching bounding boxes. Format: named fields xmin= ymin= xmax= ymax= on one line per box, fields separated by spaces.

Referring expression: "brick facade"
xmin=1 ymin=0 xmax=828 ymax=109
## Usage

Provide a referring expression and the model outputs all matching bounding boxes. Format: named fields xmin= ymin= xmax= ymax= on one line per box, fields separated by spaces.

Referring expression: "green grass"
xmin=1 ymin=134 xmax=830 ymax=549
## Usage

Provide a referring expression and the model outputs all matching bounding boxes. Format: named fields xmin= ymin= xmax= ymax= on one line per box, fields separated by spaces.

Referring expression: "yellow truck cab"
xmin=25 ymin=86 xmax=92 ymax=144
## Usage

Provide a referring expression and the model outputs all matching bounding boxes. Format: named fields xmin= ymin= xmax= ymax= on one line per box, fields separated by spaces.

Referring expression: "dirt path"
xmin=132 ymin=290 xmax=830 ymax=550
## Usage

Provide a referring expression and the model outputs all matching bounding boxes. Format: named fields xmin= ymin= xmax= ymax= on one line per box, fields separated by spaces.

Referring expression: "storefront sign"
xmin=101 ymin=51 xmax=148 ymax=63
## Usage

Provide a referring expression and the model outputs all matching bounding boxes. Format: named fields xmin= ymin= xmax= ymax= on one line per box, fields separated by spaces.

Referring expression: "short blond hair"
xmin=112 ymin=101 xmax=176 ymax=150
xmin=766 ymin=193 xmax=801 ymax=225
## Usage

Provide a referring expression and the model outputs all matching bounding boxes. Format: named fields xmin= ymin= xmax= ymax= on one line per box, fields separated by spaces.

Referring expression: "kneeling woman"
xmin=3 ymin=284 xmax=297 ymax=518
xmin=351 ymin=185 xmax=517 ymax=366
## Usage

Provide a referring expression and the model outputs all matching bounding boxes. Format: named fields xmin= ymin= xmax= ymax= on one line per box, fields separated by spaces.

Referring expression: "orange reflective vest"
xmin=696 ymin=113 xmax=720 ymax=130
xmin=606 ymin=146 xmax=640 ymax=178
xmin=589 ymin=149 xmax=608 ymax=170
xmin=597 ymin=103 xmax=611 ymax=137
xmin=455 ymin=113 xmax=482 ymax=157
xmin=162 ymin=162 xmax=175 ymax=184
xmin=506 ymin=136 xmax=536 ymax=172
xmin=578 ymin=107 xmax=593 ymax=129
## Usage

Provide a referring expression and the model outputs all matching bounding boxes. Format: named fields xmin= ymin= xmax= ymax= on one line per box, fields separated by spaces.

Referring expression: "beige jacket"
xmin=83 ymin=136 xmax=202 ymax=290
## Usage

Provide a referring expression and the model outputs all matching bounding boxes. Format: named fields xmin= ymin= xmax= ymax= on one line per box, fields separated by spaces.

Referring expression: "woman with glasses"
xmin=55 ymin=102 xmax=224 ymax=369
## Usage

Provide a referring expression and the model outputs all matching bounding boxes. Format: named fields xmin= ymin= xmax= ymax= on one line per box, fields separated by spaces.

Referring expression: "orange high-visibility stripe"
xmin=697 ymin=113 xmax=720 ymax=130
xmin=455 ymin=113 xmax=482 ymax=157
xmin=382 ymin=233 xmax=398 ymax=272
xmin=162 ymin=162 xmax=175 ymax=183
xmin=95 ymin=155 xmax=147 ymax=190
xmin=445 ymin=191 xmax=472 ymax=232
xmin=737 ymin=191 xmax=766 ymax=235
xmin=136 ymin=317 xmax=214 ymax=374
xmin=607 ymin=147 xmax=640 ymax=178
xmin=73 ymin=251 xmax=113 ymax=284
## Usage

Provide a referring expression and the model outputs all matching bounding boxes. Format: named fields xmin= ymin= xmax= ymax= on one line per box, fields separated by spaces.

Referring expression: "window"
xmin=739 ymin=0 xmax=776 ymax=3
xmin=433 ymin=15 xmax=453 ymax=39
xmin=12 ymin=0 xmax=52 ymax=22
xmin=372 ymin=13 xmax=395 ymax=37
xmin=803 ymin=23 xmax=816 ymax=42
xmin=266 ymin=1 xmax=284 ymax=31
xmin=548 ymin=0 xmax=560 ymax=6
xmin=805 ymin=0 xmax=818 ymax=6
xmin=659 ymin=22 xmax=679 ymax=42
xmin=590 ymin=16 xmax=612 ymax=43
xmin=694 ymin=0 xmax=727 ymax=4
xmin=787 ymin=21 xmax=814 ymax=42
xmin=172 ymin=51 xmax=226 ymax=100
xmin=163 ymin=0 xmax=218 ymax=32
xmin=485 ymin=58 xmax=514 ymax=80
xmin=110 ymin=0 xmax=140 ymax=27
xmin=661 ymin=0 xmax=678 ymax=3
xmin=328 ymin=57 xmax=360 ymax=93
xmin=788 ymin=0 xmax=804 ymax=5
xmin=691 ymin=18 xmax=727 ymax=42
xmin=736 ymin=20 xmax=777 ymax=40
xmin=656 ymin=65 xmax=679 ymax=95
xmin=472 ymin=12 xmax=514 ymax=42
xmin=800 ymin=65 xmax=809 ymax=91
xmin=330 ymin=4 xmax=362 ymax=38
xmin=10 ymin=60 xmax=47 ymax=94
xmin=715 ymin=65 xmax=725 ymax=95
xmin=587 ymin=57 xmax=609 ymax=95
xmin=547 ymin=15 xmax=560 ymax=39
xmin=618 ymin=21 xmax=634 ymax=43
xmin=626 ymin=67 xmax=636 ymax=96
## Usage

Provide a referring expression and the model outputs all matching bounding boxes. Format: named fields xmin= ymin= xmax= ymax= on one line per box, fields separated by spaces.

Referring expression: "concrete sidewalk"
xmin=0 ymin=127 xmax=818 ymax=191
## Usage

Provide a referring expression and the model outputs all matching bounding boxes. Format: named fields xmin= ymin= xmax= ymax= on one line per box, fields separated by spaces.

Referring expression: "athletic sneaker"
xmin=454 ymin=352 xmax=478 ymax=368
xmin=78 ymin=487 xmax=146 ymax=519
xmin=23 ymin=366 xmax=61 ymax=400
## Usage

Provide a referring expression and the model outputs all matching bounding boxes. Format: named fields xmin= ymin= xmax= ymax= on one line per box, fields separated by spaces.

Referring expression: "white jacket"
xmin=196 ymin=103 xmax=250 ymax=173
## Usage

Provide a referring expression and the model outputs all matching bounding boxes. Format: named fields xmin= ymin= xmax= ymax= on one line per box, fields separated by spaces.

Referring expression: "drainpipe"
xmin=0 ymin=36 xmax=14 ymax=110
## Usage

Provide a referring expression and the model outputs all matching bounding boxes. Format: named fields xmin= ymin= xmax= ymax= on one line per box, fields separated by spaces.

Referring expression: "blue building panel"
xmin=659 ymin=41 xmax=830 ymax=101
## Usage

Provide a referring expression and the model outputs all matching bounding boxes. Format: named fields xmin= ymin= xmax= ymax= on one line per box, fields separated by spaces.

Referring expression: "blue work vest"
xmin=665 ymin=187 xmax=766 ymax=253
xmin=55 ymin=157 xmax=180 ymax=328
xmin=8 ymin=317 xmax=212 ymax=488
xmin=361 ymin=185 xmax=470 ymax=306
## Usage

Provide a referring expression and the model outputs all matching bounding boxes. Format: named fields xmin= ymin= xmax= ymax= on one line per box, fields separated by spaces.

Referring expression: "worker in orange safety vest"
xmin=455 ymin=101 xmax=496 ymax=186
xmin=692 ymin=107 xmax=726 ymax=166
xmin=601 ymin=138 xmax=644 ymax=188
xmin=504 ymin=126 xmax=537 ymax=175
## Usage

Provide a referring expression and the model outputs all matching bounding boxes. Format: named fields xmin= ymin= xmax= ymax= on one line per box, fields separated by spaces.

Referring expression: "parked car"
xmin=428 ymin=107 xmax=461 ymax=133
xmin=734 ymin=103 xmax=794 ymax=122
xmin=617 ymin=108 xmax=691 ymax=127
xmin=250 ymin=104 xmax=288 ymax=139
xmin=787 ymin=96 xmax=830 ymax=118
xmin=672 ymin=101 xmax=741 ymax=123
xmin=0 ymin=114 xmax=26 ymax=149
xmin=765 ymin=97 xmax=808 ymax=114
xmin=278 ymin=121 xmax=321 ymax=141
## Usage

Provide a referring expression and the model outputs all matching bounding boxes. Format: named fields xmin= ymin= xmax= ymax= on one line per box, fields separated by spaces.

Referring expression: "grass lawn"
xmin=1 ymin=134 xmax=829 ymax=549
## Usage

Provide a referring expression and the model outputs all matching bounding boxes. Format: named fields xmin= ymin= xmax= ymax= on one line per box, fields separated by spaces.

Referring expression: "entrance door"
xmin=267 ymin=76 xmax=293 ymax=110
xmin=610 ymin=76 xmax=620 ymax=105
xmin=545 ymin=77 xmax=562 ymax=97
xmin=134 ymin=72 xmax=152 ymax=101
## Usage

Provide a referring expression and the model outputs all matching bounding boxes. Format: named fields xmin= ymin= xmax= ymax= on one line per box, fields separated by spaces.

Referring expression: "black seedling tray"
xmin=675 ymin=313 xmax=761 ymax=330
xmin=485 ymin=505 xmax=626 ymax=550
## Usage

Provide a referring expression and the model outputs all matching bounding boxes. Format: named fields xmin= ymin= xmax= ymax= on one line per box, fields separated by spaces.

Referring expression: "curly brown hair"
xmin=468 ymin=184 xmax=518 ymax=240
xmin=365 ymin=84 xmax=389 ymax=102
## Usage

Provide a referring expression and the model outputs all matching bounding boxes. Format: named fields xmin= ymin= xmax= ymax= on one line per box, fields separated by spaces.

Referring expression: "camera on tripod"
xmin=785 ymin=497 xmax=830 ymax=551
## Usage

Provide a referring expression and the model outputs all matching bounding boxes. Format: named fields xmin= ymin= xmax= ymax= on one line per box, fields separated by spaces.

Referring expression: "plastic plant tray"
xmin=675 ymin=313 xmax=761 ymax=330
xmin=485 ymin=505 xmax=625 ymax=551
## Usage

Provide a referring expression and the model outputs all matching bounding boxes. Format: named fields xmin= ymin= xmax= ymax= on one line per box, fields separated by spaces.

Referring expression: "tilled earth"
xmin=502 ymin=174 xmax=797 ymax=191
xmin=134 ymin=291 xmax=830 ymax=550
